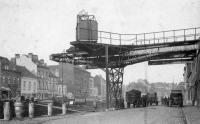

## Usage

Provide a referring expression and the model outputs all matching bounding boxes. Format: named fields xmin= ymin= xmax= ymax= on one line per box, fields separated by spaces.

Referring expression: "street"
xmin=43 ymin=106 xmax=187 ymax=124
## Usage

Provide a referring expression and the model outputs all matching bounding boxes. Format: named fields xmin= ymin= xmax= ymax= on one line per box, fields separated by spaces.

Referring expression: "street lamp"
xmin=61 ymin=60 xmax=64 ymax=103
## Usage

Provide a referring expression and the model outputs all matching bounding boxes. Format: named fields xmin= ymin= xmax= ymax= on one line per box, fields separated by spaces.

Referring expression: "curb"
xmin=182 ymin=108 xmax=191 ymax=124
xmin=185 ymin=114 xmax=191 ymax=124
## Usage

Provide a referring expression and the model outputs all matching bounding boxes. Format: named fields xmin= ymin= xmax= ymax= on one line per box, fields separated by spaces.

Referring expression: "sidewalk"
xmin=183 ymin=105 xmax=200 ymax=124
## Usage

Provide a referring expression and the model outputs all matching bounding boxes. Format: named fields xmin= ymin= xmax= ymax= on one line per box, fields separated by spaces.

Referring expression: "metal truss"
xmin=108 ymin=67 xmax=124 ymax=108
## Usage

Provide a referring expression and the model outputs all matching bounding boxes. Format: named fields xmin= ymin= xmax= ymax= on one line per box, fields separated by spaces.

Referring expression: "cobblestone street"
xmin=42 ymin=106 xmax=186 ymax=124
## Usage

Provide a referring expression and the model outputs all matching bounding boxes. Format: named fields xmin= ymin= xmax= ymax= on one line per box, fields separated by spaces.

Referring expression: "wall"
xmin=16 ymin=55 xmax=37 ymax=75
xmin=37 ymin=66 xmax=50 ymax=99
xmin=57 ymin=84 xmax=67 ymax=96
xmin=74 ymin=66 xmax=90 ymax=99
xmin=21 ymin=77 xmax=37 ymax=97
xmin=49 ymin=63 xmax=74 ymax=95
xmin=185 ymin=52 xmax=200 ymax=106
xmin=0 ymin=62 xmax=21 ymax=97
xmin=94 ymin=75 xmax=106 ymax=100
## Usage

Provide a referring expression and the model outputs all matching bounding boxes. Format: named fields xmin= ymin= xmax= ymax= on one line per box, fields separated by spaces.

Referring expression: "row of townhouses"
xmin=0 ymin=53 xmax=106 ymax=101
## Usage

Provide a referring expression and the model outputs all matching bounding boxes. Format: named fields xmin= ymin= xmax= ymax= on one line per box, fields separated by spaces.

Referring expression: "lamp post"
xmin=61 ymin=60 xmax=64 ymax=103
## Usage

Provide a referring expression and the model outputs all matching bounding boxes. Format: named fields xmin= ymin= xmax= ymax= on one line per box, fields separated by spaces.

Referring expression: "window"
xmin=4 ymin=65 xmax=9 ymax=70
xmin=2 ymin=76 xmax=5 ymax=83
xmin=33 ymin=82 xmax=36 ymax=91
xmin=46 ymin=81 xmax=48 ymax=90
xmin=7 ymin=77 xmax=10 ymax=84
xmin=23 ymin=81 xmax=26 ymax=91
xmin=38 ymin=80 xmax=40 ymax=89
xmin=28 ymin=82 xmax=31 ymax=91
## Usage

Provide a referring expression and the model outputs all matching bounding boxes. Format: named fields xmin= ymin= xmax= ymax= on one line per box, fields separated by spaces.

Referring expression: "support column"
xmin=105 ymin=45 xmax=109 ymax=109
xmin=109 ymin=68 xmax=124 ymax=109
xmin=105 ymin=45 xmax=125 ymax=109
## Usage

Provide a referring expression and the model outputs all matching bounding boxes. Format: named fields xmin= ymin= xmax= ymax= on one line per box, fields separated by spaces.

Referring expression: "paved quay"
xmin=182 ymin=105 xmax=200 ymax=124
xmin=43 ymin=106 xmax=186 ymax=124
xmin=1 ymin=105 xmax=200 ymax=124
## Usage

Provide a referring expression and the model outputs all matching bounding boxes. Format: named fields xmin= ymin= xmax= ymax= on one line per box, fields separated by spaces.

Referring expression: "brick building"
xmin=74 ymin=66 xmax=90 ymax=99
xmin=49 ymin=64 xmax=91 ymax=100
xmin=94 ymin=75 xmax=106 ymax=101
xmin=17 ymin=66 xmax=37 ymax=98
xmin=49 ymin=63 xmax=73 ymax=97
xmin=12 ymin=53 xmax=60 ymax=99
xmin=88 ymin=77 xmax=98 ymax=101
xmin=0 ymin=56 xmax=21 ymax=97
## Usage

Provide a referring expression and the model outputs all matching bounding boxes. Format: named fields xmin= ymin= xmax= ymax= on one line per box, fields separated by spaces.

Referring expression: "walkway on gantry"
xmin=50 ymin=27 xmax=200 ymax=68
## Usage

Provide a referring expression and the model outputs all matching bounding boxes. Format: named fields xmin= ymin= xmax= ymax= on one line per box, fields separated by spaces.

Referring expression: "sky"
xmin=0 ymin=0 xmax=200 ymax=84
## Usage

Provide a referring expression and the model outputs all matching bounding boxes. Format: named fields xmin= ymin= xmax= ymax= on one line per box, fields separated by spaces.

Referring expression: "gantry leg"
xmin=108 ymin=67 xmax=124 ymax=109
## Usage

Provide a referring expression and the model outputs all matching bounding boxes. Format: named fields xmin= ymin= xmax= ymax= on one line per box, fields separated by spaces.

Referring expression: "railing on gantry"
xmin=80 ymin=27 xmax=200 ymax=45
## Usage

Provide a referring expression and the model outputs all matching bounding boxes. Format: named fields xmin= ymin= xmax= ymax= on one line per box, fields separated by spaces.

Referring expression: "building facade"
xmin=88 ymin=77 xmax=98 ymax=98
xmin=184 ymin=52 xmax=200 ymax=106
xmin=49 ymin=63 xmax=73 ymax=97
xmin=0 ymin=56 xmax=21 ymax=97
xmin=13 ymin=53 xmax=60 ymax=99
xmin=17 ymin=66 xmax=37 ymax=98
xmin=74 ymin=66 xmax=90 ymax=99
xmin=49 ymin=64 xmax=91 ymax=100
xmin=94 ymin=75 xmax=106 ymax=101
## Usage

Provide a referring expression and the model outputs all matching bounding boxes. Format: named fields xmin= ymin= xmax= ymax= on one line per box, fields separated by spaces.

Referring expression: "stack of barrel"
xmin=0 ymin=96 xmax=35 ymax=120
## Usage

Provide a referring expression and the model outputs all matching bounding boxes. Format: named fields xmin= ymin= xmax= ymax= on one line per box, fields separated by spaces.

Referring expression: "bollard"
xmin=124 ymin=101 xmax=127 ymax=109
xmin=4 ymin=102 xmax=10 ymax=120
xmin=195 ymin=101 xmax=198 ymax=106
xmin=48 ymin=103 xmax=52 ymax=116
xmin=130 ymin=104 xmax=133 ymax=108
xmin=29 ymin=102 xmax=34 ymax=118
xmin=14 ymin=101 xmax=24 ymax=119
xmin=62 ymin=103 xmax=66 ymax=115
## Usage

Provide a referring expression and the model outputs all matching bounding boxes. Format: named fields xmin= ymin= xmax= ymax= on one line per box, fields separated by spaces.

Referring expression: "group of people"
xmin=161 ymin=97 xmax=170 ymax=106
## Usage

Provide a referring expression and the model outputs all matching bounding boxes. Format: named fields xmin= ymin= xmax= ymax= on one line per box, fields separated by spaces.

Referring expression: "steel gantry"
xmin=50 ymin=14 xmax=200 ymax=109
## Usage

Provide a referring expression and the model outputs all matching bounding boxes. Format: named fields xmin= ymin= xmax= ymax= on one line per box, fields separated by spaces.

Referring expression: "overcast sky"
xmin=0 ymin=0 xmax=200 ymax=84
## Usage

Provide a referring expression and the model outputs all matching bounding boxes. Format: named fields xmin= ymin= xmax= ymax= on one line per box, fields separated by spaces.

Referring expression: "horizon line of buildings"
xmin=0 ymin=53 xmax=106 ymax=101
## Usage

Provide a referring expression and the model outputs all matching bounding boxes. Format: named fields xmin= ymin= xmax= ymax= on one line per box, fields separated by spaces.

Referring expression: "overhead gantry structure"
xmin=50 ymin=12 xmax=200 ymax=109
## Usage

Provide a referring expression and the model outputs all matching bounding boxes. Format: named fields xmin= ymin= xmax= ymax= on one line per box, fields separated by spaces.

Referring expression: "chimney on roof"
xmin=28 ymin=53 xmax=33 ymax=59
xmin=15 ymin=54 xmax=20 ymax=58
xmin=32 ymin=55 xmax=38 ymax=61
xmin=40 ymin=59 xmax=44 ymax=65
xmin=10 ymin=58 xmax=16 ymax=64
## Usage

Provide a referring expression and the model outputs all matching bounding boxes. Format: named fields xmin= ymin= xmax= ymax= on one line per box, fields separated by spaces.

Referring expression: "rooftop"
xmin=16 ymin=66 xmax=37 ymax=78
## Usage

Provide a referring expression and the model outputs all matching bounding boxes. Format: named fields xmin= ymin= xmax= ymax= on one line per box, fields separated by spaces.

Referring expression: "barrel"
xmin=4 ymin=102 xmax=10 ymax=120
xmin=29 ymin=102 xmax=34 ymax=118
xmin=14 ymin=102 xmax=24 ymax=119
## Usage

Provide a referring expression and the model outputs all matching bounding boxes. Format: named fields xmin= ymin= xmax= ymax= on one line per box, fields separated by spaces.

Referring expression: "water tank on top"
xmin=76 ymin=11 xmax=98 ymax=42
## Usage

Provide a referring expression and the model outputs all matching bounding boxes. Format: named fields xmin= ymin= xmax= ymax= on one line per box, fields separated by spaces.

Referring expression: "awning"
xmin=0 ymin=87 xmax=11 ymax=91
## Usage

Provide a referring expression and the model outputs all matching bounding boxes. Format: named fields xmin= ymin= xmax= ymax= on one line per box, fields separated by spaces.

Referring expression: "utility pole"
xmin=61 ymin=50 xmax=65 ymax=103
xmin=145 ymin=61 xmax=148 ymax=92
xmin=144 ymin=61 xmax=148 ymax=124
xmin=61 ymin=59 xmax=64 ymax=103
xmin=105 ymin=45 xmax=109 ymax=109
